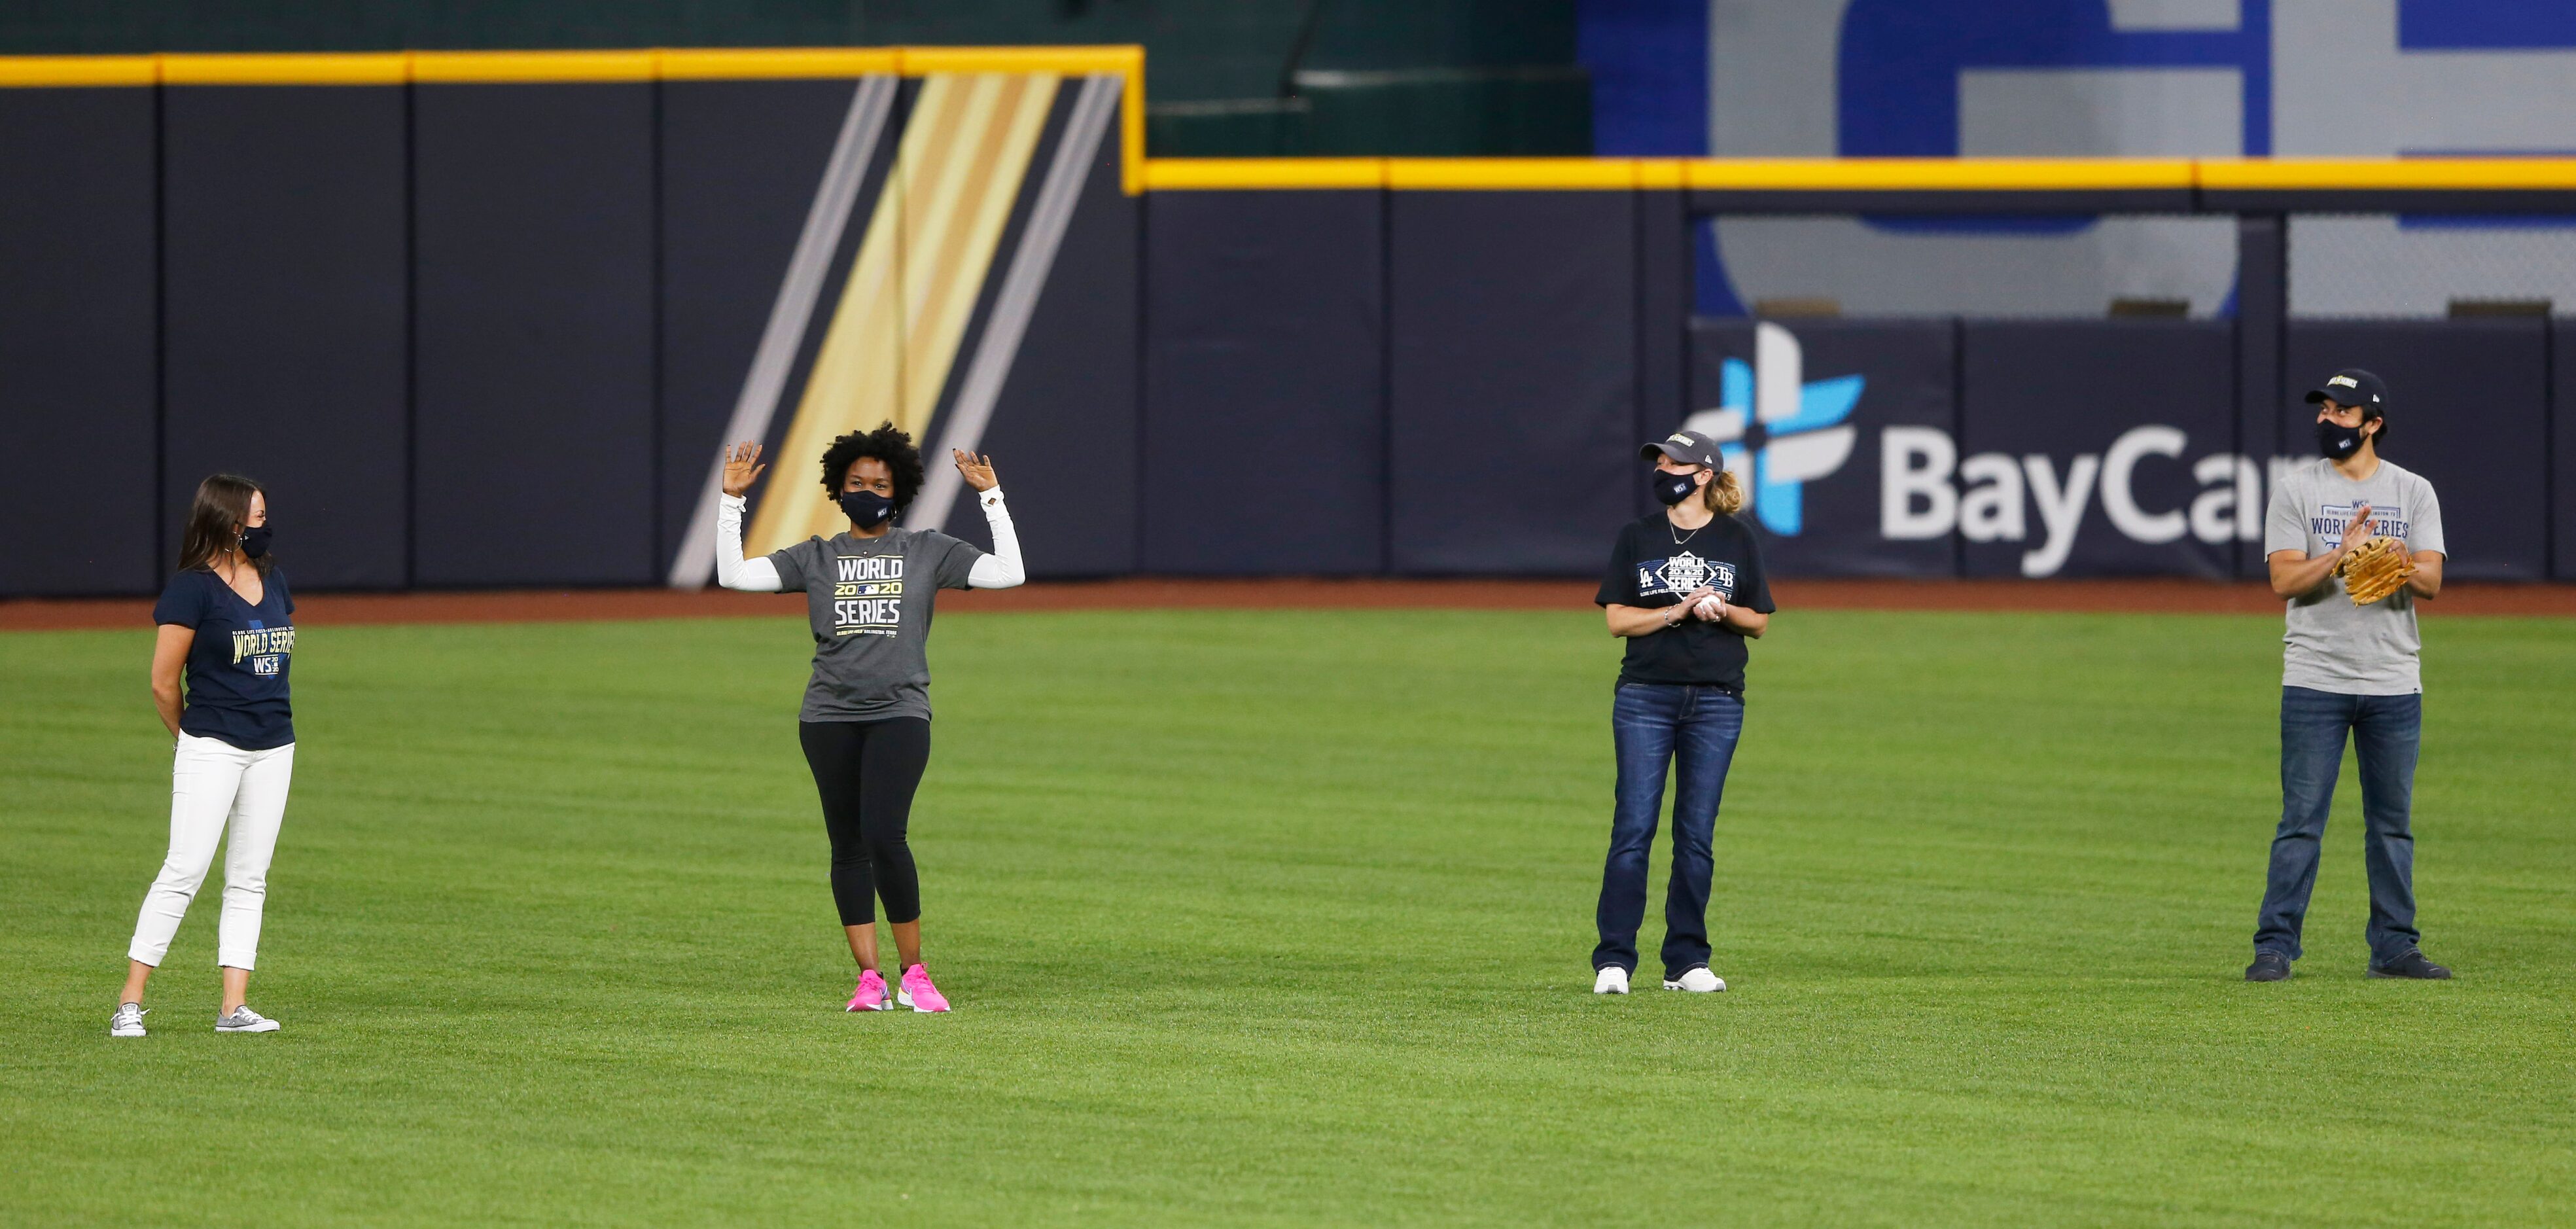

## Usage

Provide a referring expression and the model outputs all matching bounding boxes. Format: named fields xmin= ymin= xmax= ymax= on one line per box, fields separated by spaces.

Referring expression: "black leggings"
xmin=798 ymin=718 xmax=930 ymax=926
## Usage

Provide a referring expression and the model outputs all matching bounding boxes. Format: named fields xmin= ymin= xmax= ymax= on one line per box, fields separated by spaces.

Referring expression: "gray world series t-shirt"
xmin=769 ymin=527 xmax=985 ymax=721
xmin=2263 ymin=457 xmax=2446 ymax=696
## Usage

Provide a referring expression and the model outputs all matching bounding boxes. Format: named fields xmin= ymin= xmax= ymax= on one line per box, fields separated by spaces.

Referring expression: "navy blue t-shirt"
xmin=152 ymin=567 xmax=296 ymax=750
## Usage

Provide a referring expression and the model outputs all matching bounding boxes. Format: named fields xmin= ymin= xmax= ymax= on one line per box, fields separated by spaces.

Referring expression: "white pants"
xmin=127 ymin=734 xmax=294 ymax=970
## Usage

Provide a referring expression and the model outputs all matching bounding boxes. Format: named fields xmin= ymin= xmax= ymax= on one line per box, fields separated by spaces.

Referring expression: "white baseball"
xmin=1693 ymin=594 xmax=1725 ymax=620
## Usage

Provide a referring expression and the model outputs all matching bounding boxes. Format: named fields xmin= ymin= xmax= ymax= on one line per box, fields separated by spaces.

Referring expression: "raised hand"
xmin=2338 ymin=503 xmax=2374 ymax=552
xmin=722 ymin=442 xmax=767 ymax=497
xmin=952 ymin=448 xmax=998 ymax=492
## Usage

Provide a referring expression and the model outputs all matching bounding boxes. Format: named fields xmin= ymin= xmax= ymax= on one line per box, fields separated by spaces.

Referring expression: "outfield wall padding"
xmin=412 ymin=83 xmax=658 ymax=588
xmin=1142 ymin=189 xmax=1386 ymax=575
xmin=1960 ymin=321 xmax=2238 ymax=580
xmin=1634 ymin=188 xmax=1690 ymax=520
xmin=0 ymin=88 xmax=158 ymax=596
xmin=657 ymin=77 xmax=866 ymax=574
xmin=6 ymin=72 xmax=2575 ymax=593
xmin=2285 ymin=320 xmax=2550 ymax=582
xmin=2556 ymin=325 xmax=2575 ymax=582
xmin=1388 ymin=190 xmax=1638 ymax=575
xmin=947 ymin=81 xmax=1142 ymax=578
xmin=162 ymin=84 xmax=410 ymax=590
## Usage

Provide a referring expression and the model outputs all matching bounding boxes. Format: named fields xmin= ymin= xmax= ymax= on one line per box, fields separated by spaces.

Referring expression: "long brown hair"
xmin=176 ymin=474 xmax=270 ymax=576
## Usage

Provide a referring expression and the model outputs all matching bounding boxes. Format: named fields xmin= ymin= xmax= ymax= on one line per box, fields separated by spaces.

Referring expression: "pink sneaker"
xmin=897 ymin=964 xmax=950 ymax=1013
xmin=847 ymin=969 xmax=891 ymax=1012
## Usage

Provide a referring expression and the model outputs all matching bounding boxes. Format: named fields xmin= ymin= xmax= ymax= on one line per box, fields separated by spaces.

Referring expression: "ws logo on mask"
xmin=1682 ymin=323 xmax=1863 ymax=537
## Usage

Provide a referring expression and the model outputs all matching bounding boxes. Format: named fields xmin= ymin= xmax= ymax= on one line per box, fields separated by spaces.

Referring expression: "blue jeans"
xmin=1595 ymin=682 xmax=1744 ymax=979
xmin=2254 ymin=686 xmax=2423 ymax=963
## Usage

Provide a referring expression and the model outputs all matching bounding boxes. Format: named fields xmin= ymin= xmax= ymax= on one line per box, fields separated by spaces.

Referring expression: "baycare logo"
xmin=1682 ymin=323 xmax=1862 ymax=537
xmin=1879 ymin=425 xmax=2267 ymax=577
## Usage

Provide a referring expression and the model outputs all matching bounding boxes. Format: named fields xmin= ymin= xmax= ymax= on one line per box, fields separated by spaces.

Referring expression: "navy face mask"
xmin=2316 ymin=418 xmax=2365 ymax=461
xmin=239 ymin=524 xmax=273 ymax=559
xmin=838 ymin=488 xmax=896 ymax=529
xmin=1651 ymin=469 xmax=1702 ymax=507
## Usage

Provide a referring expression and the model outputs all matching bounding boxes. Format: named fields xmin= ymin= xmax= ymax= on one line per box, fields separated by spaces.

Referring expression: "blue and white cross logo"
xmin=1683 ymin=322 xmax=1863 ymax=537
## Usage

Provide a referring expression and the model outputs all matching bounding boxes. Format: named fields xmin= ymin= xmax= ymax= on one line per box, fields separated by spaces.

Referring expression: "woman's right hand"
xmin=721 ymin=442 xmax=767 ymax=497
xmin=1669 ymin=586 xmax=1716 ymax=626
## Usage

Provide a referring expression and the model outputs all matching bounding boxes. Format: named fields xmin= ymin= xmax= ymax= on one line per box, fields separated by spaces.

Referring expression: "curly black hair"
xmin=819 ymin=422 xmax=926 ymax=512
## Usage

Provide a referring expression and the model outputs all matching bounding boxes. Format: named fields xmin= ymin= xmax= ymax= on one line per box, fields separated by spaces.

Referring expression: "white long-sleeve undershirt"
xmin=715 ymin=488 xmax=1025 ymax=592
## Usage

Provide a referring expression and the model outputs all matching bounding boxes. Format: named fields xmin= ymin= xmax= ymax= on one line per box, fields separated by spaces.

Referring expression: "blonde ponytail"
xmin=1703 ymin=466 xmax=1745 ymax=516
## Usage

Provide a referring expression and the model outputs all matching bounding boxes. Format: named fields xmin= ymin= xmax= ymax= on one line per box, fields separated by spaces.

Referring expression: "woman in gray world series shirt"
xmin=715 ymin=424 xmax=1026 ymax=1013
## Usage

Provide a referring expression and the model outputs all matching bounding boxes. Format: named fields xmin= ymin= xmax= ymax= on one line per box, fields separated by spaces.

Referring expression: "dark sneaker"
xmin=2245 ymin=952 xmax=2291 ymax=982
xmin=2367 ymin=951 xmax=2453 ymax=980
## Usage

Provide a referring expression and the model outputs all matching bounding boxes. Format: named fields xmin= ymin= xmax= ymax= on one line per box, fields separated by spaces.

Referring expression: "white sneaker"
xmin=1593 ymin=967 xmax=1630 ymax=995
xmin=1663 ymin=967 xmax=1727 ymax=993
xmin=109 ymin=1003 xmax=147 ymax=1038
xmin=215 ymin=1006 xmax=280 ymax=1033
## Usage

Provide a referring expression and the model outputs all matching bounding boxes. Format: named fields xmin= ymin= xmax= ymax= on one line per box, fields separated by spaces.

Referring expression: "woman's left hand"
xmin=953 ymin=450 xmax=998 ymax=492
xmin=1691 ymin=592 xmax=1729 ymax=622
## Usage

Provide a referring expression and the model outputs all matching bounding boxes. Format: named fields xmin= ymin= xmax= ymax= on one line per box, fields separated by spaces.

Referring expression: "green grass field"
xmin=3 ymin=605 xmax=2572 ymax=1225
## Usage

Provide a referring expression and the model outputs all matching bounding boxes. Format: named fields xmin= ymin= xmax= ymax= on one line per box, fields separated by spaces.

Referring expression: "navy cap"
xmin=2304 ymin=368 xmax=2388 ymax=412
xmin=1640 ymin=429 xmax=1723 ymax=470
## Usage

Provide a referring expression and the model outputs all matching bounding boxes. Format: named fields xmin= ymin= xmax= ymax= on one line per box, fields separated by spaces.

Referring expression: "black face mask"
xmin=838 ymin=489 xmax=896 ymax=529
xmin=2316 ymin=418 xmax=2366 ymax=461
xmin=239 ymin=524 xmax=273 ymax=559
xmin=1651 ymin=470 xmax=1702 ymax=507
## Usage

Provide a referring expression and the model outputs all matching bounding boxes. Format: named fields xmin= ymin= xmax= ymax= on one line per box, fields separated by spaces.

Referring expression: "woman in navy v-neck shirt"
xmin=110 ymin=475 xmax=296 ymax=1039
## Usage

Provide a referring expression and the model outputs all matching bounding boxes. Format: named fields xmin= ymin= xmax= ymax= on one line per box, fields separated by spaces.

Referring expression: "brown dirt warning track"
xmin=5 ymin=578 xmax=2573 ymax=632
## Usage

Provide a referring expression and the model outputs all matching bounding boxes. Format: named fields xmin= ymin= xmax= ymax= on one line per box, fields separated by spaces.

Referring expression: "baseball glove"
xmin=2338 ymin=535 xmax=2415 ymax=605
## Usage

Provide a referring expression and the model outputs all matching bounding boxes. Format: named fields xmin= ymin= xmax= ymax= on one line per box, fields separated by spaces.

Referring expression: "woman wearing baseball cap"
xmin=1590 ymin=429 xmax=1774 ymax=995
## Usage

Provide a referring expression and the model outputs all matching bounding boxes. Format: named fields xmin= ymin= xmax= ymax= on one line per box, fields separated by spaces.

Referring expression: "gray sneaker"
xmin=109 ymin=1003 xmax=147 ymax=1039
xmin=215 ymin=1006 xmax=280 ymax=1033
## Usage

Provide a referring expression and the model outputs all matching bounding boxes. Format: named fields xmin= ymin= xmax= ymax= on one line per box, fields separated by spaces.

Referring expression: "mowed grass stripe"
xmin=2 ymin=609 xmax=2570 ymax=1226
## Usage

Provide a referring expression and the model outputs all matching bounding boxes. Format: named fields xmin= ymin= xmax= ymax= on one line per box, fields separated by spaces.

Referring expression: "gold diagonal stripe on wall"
xmin=895 ymin=73 xmax=1006 ymax=428
xmin=747 ymin=75 xmax=961 ymax=554
xmin=747 ymin=72 xmax=1059 ymax=556
xmin=908 ymin=74 xmax=1056 ymax=433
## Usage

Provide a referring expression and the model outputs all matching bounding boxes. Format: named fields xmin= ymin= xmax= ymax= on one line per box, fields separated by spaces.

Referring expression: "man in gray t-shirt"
xmin=2246 ymin=368 xmax=2452 ymax=982
xmin=771 ymin=526 xmax=983 ymax=723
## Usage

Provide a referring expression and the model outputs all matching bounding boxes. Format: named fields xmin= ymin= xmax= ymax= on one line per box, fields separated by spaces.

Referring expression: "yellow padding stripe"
xmin=1121 ymin=62 xmax=1146 ymax=196
xmin=1144 ymin=158 xmax=1385 ymax=190
xmin=1388 ymin=158 xmax=1644 ymax=189
xmin=1682 ymin=158 xmax=2198 ymax=191
xmin=412 ymin=50 xmax=658 ymax=82
xmin=0 ymin=56 xmax=156 ymax=86
xmin=0 ymin=45 xmax=1138 ymax=84
xmin=0 ymin=45 xmax=1144 ymax=194
xmin=2199 ymin=158 xmax=2576 ymax=190
xmin=1137 ymin=158 xmax=2201 ymax=192
xmin=900 ymin=46 xmax=1138 ymax=77
xmin=1140 ymin=156 xmax=2576 ymax=194
xmin=162 ymin=53 xmax=408 ymax=85
xmin=660 ymin=48 xmax=899 ymax=79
